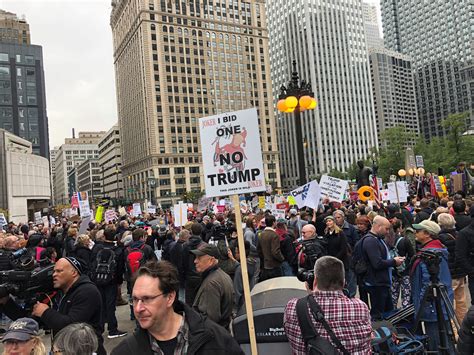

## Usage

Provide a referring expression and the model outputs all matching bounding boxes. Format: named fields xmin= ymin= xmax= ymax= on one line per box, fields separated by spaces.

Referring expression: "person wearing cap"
xmin=0 ymin=257 xmax=105 ymax=355
xmin=191 ymin=243 xmax=234 ymax=330
xmin=411 ymin=219 xmax=454 ymax=351
xmin=2 ymin=317 xmax=46 ymax=355
xmin=455 ymin=205 xmax=474 ymax=304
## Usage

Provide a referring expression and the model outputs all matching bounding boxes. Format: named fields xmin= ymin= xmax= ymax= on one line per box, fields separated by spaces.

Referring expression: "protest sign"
xmin=199 ymin=108 xmax=265 ymax=197
xmin=380 ymin=189 xmax=390 ymax=201
xmin=173 ymin=202 xmax=188 ymax=227
xmin=70 ymin=193 xmax=79 ymax=209
xmin=198 ymin=196 xmax=212 ymax=211
xmin=319 ymin=175 xmax=348 ymax=203
xmin=290 ymin=180 xmax=322 ymax=210
xmin=95 ymin=205 xmax=105 ymax=223
xmin=34 ymin=211 xmax=42 ymax=225
xmin=105 ymin=209 xmax=117 ymax=223
xmin=118 ymin=207 xmax=126 ymax=216
xmin=147 ymin=205 xmax=157 ymax=214
xmin=49 ymin=216 xmax=56 ymax=226
xmin=258 ymin=196 xmax=266 ymax=209
xmin=0 ymin=213 xmax=6 ymax=227
xmin=132 ymin=203 xmax=142 ymax=217
xmin=77 ymin=192 xmax=91 ymax=218
xmin=79 ymin=216 xmax=91 ymax=235
xmin=42 ymin=216 xmax=49 ymax=228
xmin=415 ymin=155 xmax=424 ymax=168
xmin=387 ymin=182 xmax=409 ymax=203
xmin=433 ymin=175 xmax=444 ymax=194
xmin=276 ymin=202 xmax=289 ymax=210
xmin=272 ymin=209 xmax=286 ymax=220
xmin=287 ymin=195 xmax=296 ymax=205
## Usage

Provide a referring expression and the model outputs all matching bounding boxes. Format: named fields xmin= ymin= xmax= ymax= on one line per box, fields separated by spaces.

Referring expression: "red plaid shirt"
xmin=284 ymin=290 xmax=372 ymax=354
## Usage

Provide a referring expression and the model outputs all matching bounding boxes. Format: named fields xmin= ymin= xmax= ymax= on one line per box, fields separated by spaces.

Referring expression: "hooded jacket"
xmin=411 ymin=239 xmax=453 ymax=322
xmin=111 ymin=301 xmax=243 ymax=355
xmin=455 ymin=219 xmax=474 ymax=276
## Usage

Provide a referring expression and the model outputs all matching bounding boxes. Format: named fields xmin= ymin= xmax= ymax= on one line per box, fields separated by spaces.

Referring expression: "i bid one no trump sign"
xmin=199 ymin=108 xmax=266 ymax=198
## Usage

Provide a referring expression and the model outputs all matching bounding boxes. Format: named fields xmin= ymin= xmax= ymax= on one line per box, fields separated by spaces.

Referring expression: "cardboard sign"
xmin=105 ymin=209 xmax=117 ymax=223
xmin=451 ymin=173 xmax=463 ymax=192
xmin=319 ymin=175 xmax=349 ymax=203
xmin=132 ymin=203 xmax=142 ymax=217
xmin=78 ymin=192 xmax=91 ymax=218
xmin=199 ymin=108 xmax=265 ymax=197
xmin=290 ymin=180 xmax=322 ymax=210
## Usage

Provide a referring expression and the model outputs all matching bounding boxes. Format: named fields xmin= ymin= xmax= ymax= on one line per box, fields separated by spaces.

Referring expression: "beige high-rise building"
xmin=0 ymin=10 xmax=30 ymax=45
xmin=110 ymin=0 xmax=280 ymax=206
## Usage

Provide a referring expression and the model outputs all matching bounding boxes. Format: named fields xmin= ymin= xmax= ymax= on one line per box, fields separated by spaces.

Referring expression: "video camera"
xmin=415 ymin=249 xmax=442 ymax=281
xmin=0 ymin=252 xmax=55 ymax=310
xmin=296 ymin=268 xmax=315 ymax=290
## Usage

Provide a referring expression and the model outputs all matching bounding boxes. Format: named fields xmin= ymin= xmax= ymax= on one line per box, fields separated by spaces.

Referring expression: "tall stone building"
xmin=0 ymin=10 xmax=49 ymax=158
xmin=266 ymin=0 xmax=378 ymax=188
xmin=53 ymin=132 xmax=104 ymax=205
xmin=381 ymin=0 xmax=473 ymax=140
xmin=369 ymin=47 xmax=419 ymax=144
xmin=110 ymin=0 xmax=280 ymax=206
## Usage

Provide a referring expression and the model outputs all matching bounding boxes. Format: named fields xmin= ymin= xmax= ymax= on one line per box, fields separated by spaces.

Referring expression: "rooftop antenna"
xmin=72 ymin=128 xmax=75 ymax=138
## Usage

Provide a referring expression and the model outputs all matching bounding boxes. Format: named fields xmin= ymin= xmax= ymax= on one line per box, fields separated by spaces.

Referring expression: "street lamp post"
xmin=277 ymin=60 xmax=318 ymax=186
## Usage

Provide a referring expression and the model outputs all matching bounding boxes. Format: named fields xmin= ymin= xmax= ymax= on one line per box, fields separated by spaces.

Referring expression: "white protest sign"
xmin=105 ymin=209 xmax=117 ymax=223
xmin=173 ymin=202 xmax=188 ymax=227
xmin=290 ymin=180 xmax=322 ymax=210
xmin=34 ymin=211 xmax=42 ymax=225
xmin=70 ymin=208 xmax=78 ymax=217
xmin=77 ymin=192 xmax=91 ymax=218
xmin=199 ymin=108 xmax=265 ymax=197
xmin=147 ymin=205 xmax=157 ymax=214
xmin=396 ymin=181 xmax=409 ymax=202
xmin=380 ymin=189 xmax=390 ymax=201
xmin=49 ymin=216 xmax=56 ymax=225
xmin=272 ymin=209 xmax=286 ymax=220
xmin=198 ymin=196 xmax=212 ymax=211
xmin=79 ymin=216 xmax=91 ymax=234
xmin=132 ymin=203 xmax=142 ymax=217
xmin=387 ymin=181 xmax=409 ymax=203
xmin=0 ymin=213 xmax=7 ymax=227
xmin=42 ymin=216 xmax=49 ymax=228
xmin=319 ymin=175 xmax=349 ymax=202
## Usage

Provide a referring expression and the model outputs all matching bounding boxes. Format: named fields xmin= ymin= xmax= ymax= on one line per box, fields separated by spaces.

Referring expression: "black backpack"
xmin=296 ymin=295 xmax=349 ymax=355
xmin=91 ymin=246 xmax=117 ymax=286
xmin=299 ymin=237 xmax=328 ymax=270
xmin=351 ymin=235 xmax=369 ymax=277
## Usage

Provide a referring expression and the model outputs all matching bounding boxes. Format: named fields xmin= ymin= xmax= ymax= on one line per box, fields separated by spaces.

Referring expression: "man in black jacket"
xmin=0 ymin=257 xmax=105 ymax=355
xmin=414 ymin=198 xmax=433 ymax=223
xmin=455 ymin=205 xmax=474 ymax=303
xmin=453 ymin=200 xmax=471 ymax=231
xmin=458 ymin=304 xmax=474 ymax=354
xmin=111 ymin=260 xmax=243 ymax=355
xmin=91 ymin=227 xmax=127 ymax=339
xmin=181 ymin=224 xmax=204 ymax=305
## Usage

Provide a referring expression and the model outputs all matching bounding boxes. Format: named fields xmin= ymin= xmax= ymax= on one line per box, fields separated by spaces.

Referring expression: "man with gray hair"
xmin=284 ymin=256 xmax=372 ymax=354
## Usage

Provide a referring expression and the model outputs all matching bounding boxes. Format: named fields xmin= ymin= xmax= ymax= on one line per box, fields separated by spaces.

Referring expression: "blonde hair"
xmin=75 ymin=234 xmax=90 ymax=247
xmin=438 ymin=213 xmax=455 ymax=229
xmin=2 ymin=336 xmax=46 ymax=355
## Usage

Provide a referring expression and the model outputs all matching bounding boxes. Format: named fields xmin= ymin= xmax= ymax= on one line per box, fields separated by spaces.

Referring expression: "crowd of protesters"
xmin=0 ymin=190 xmax=473 ymax=353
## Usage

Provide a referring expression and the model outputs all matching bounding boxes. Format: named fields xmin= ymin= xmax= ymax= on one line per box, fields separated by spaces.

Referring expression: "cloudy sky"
xmin=2 ymin=0 xmax=381 ymax=149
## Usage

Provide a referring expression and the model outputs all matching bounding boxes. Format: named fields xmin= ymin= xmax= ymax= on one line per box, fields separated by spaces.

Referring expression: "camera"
xmin=297 ymin=268 xmax=315 ymax=290
xmin=415 ymin=250 xmax=442 ymax=280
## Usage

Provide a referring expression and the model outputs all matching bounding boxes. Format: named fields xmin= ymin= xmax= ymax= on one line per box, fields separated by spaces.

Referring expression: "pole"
xmin=232 ymin=194 xmax=258 ymax=355
xmin=294 ymin=107 xmax=306 ymax=186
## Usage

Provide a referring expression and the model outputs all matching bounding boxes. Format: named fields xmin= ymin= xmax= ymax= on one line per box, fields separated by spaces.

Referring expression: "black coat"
xmin=455 ymin=214 xmax=472 ymax=232
xmin=111 ymin=301 xmax=244 ymax=355
xmin=414 ymin=208 xmax=433 ymax=224
xmin=169 ymin=239 xmax=186 ymax=283
xmin=73 ymin=245 xmax=93 ymax=275
xmin=458 ymin=305 xmax=474 ymax=354
xmin=181 ymin=236 xmax=203 ymax=283
xmin=91 ymin=241 xmax=126 ymax=285
xmin=0 ymin=249 xmax=13 ymax=271
xmin=1 ymin=275 xmax=105 ymax=354
xmin=323 ymin=230 xmax=349 ymax=269
xmin=438 ymin=228 xmax=466 ymax=279
xmin=455 ymin=220 xmax=474 ymax=276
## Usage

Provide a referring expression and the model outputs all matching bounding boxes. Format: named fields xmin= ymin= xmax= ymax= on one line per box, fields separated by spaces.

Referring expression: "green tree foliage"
xmin=415 ymin=112 xmax=474 ymax=174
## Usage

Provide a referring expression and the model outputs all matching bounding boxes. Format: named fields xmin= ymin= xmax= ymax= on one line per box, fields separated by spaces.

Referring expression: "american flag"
xmin=371 ymin=175 xmax=382 ymax=207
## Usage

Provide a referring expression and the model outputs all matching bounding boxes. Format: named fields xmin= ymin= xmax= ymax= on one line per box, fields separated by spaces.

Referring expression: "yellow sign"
xmin=258 ymin=196 xmax=265 ymax=209
xmin=95 ymin=205 xmax=105 ymax=223
xmin=288 ymin=195 xmax=296 ymax=205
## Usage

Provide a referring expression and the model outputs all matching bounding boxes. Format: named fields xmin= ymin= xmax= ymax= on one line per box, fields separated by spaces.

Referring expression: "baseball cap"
xmin=2 ymin=318 xmax=39 ymax=342
xmin=289 ymin=208 xmax=297 ymax=216
xmin=190 ymin=243 xmax=220 ymax=258
xmin=412 ymin=220 xmax=441 ymax=236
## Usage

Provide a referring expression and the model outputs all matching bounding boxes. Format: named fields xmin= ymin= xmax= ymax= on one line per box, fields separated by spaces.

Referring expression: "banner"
xmin=132 ymin=203 xmax=142 ymax=217
xmin=105 ymin=209 xmax=117 ymax=223
xmin=78 ymin=192 xmax=91 ymax=218
xmin=199 ymin=108 xmax=266 ymax=197
xmin=95 ymin=205 xmax=105 ymax=223
xmin=319 ymin=175 xmax=348 ymax=203
xmin=290 ymin=180 xmax=322 ymax=210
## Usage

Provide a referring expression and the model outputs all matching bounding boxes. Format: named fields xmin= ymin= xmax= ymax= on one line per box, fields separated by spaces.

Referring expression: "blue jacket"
xmin=411 ymin=239 xmax=453 ymax=322
xmin=363 ymin=232 xmax=395 ymax=287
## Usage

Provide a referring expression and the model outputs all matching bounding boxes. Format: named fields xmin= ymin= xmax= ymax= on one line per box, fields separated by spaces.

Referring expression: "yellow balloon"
xmin=299 ymin=95 xmax=313 ymax=109
xmin=308 ymin=98 xmax=317 ymax=109
xmin=285 ymin=107 xmax=295 ymax=113
xmin=285 ymin=96 xmax=298 ymax=109
xmin=277 ymin=99 xmax=288 ymax=112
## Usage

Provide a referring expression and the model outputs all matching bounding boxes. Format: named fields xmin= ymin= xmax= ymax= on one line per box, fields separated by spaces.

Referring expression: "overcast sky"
xmin=1 ymin=0 xmax=381 ymax=149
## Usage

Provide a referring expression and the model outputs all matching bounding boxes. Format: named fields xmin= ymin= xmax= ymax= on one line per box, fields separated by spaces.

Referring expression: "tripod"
xmin=412 ymin=257 xmax=459 ymax=354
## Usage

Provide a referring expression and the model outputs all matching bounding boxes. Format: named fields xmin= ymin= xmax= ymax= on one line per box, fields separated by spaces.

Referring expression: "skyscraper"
xmin=0 ymin=10 xmax=49 ymax=158
xmin=362 ymin=2 xmax=383 ymax=49
xmin=110 ymin=0 xmax=280 ymax=206
xmin=266 ymin=0 xmax=378 ymax=188
xmin=381 ymin=0 xmax=473 ymax=140
xmin=369 ymin=47 xmax=419 ymax=144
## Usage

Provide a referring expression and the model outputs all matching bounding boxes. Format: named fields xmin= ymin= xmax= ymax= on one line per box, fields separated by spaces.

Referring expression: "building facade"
xmin=362 ymin=2 xmax=383 ymax=49
xmin=0 ymin=10 xmax=30 ymax=45
xmin=76 ymin=158 xmax=102 ymax=203
xmin=0 ymin=129 xmax=50 ymax=223
xmin=98 ymin=124 xmax=124 ymax=204
xmin=110 ymin=0 xmax=281 ymax=206
xmin=266 ymin=0 xmax=378 ymax=188
xmin=52 ymin=132 xmax=104 ymax=205
xmin=381 ymin=0 xmax=473 ymax=140
xmin=369 ymin=47 xmax=419 ymax=144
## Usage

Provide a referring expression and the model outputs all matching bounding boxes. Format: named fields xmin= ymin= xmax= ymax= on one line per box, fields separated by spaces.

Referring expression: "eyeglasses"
xmin=4 ymin=339 xmax=31 ymax=346
xmin=132 ymin=293 xmax=166 ymax=306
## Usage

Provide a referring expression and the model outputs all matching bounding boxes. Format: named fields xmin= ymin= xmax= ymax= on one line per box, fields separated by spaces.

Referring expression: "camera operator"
xmin=0 ymin=236 xmax=20 ymax=271
xmin=0 ymin=257 xmax=105 ymax=355
xmin=411 ymin=220 xmax=454 ymax=351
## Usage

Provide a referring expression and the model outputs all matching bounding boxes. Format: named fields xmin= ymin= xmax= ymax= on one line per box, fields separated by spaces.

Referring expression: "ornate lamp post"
xmin=277 ymin=60 xmax=317 ymax=186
